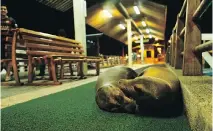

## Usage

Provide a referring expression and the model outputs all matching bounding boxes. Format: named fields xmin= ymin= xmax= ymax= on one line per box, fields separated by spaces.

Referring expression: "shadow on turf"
xmin=135 ymin=92 xmax=184 ymax=118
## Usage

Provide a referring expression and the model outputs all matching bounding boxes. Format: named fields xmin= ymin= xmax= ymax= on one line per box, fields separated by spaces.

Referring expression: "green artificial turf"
xmin=1 ymin=82 xmax=191 ymax=131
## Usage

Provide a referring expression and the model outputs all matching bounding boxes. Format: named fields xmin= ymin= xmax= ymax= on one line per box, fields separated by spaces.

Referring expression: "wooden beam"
xmin=193 ymin=0 xmax=212 ymax=20
xmin=179 ymin=0 xmax=187 ymax=18
xmin=194 ymin=40 xmax=212 ymax=53
xmin=180 ymin=27 xmax=185 ymax=38
xmin=183 ymin=0 xmax=202 ymax=76
xmin=174 ymin=16 xmax=184 ymax=69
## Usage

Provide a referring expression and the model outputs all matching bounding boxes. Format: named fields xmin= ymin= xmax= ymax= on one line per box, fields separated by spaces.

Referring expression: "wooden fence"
xmin=166 ymin=0 xmax=212 ymax=76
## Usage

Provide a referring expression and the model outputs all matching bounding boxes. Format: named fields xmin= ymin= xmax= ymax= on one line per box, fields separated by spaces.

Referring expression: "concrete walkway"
xmin=170 ymin=67 xmax=212 ymax=131
xmin=1 ymin=64 xmax=149 ymax=109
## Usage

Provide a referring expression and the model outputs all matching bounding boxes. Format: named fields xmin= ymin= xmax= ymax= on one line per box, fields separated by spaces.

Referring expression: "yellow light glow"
xmin=133 ymin=36 xmax=139 ymax=40
xmin=155 ymin=38 xmax=158 ymax=41
xmin=146 ymin=29 xmax=150 ymax=33
xmin=133 ymin=6 xmax=140 ymax=14
xmin=103 ymin=9 xmax=112 ymax=18
xmin=119 ymin=24 xmax=125 ymax=30
xmin=142 ymin=21 xmax=146 ymax=27
xmin=168 ymin=40 xmax=171 ymax=43
xmin=149 ymin=35 xmax=152 ymax=38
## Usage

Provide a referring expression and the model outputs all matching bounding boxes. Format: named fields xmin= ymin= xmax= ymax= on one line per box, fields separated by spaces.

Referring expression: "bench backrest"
xmin=19 ymin=28 xmax=85 ymax=58
xmin=1 ymin=30 xmax=27 ymax=60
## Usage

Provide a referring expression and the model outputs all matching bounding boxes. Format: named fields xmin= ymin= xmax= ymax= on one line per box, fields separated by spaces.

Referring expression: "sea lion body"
xmin=95 ymin=66 xmax=138 ymax=113
xmin=95 ymin=66 xmax=137 ymax=91
xmin=118 ymin=66 xmax=183 ymax=113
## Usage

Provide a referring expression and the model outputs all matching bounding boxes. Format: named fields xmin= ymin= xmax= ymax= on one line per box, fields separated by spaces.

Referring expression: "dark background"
xmin=2 ymin=0 xmax=212 ymax=56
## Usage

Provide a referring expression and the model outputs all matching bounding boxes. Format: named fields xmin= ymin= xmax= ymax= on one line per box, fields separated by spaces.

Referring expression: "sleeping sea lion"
xmin=118 ymin=66 xmax=183 ymax=114
xmin=95 ymin=66 xmax=138 ymax=113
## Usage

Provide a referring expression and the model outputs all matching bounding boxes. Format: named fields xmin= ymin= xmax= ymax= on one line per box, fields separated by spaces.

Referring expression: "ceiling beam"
xmin=115 ymin=2 xmax=143 ymax=35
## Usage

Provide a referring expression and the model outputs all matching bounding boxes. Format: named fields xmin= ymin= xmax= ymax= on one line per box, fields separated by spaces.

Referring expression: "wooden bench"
xmin=17 ymin=28 xmax=101 ymax=85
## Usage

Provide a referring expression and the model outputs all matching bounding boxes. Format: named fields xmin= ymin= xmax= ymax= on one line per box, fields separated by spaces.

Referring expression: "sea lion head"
xmin=95 ymin=84 xmax=137 ymax=113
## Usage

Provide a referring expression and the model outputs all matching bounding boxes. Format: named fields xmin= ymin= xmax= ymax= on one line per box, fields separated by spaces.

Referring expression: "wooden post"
xmin=73 ymin=0 xmax=88 ymax=75
xmin=48 ymin=59 xmax=53 ymax=80
xmin=171 ymin=32 xmax=176 ymax=67
xmin=28 ymin=55 xmax=33 ymax=83
xmin=183 ymin=0 xmax=202 ymax=76
xmin=169 ymin=36 xmax=172 ymax=65
xmin=126 ymin=19 xmax=133 ymax=67
xmin=11 ymin=31 xmax=22 ymax=85
xmin=174 ymin=16 xmax=184 ymax=69
xmin=50 ymin=58 xmax=60 ymax=84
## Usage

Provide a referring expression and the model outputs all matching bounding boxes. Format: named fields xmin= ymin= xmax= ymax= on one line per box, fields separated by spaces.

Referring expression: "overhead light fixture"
xmin=103 ymin=9 xmax=112 ymax=18
xmin=168 ymin=40 xmax=171 ymax=43
xmin=133 ymin=6 xmax=140 ymax=14
xmin=146 ymin=29 xmax=150 ymax=33
xmin=142 ymin=21 xmax=146 ymax=27
xmin=119 ymin=24 xmax=125 ymax=30
xmin=155 ymin=38 xmax=158 ymax=41
xmin=149 ymin=35 xmax=152 ymax=38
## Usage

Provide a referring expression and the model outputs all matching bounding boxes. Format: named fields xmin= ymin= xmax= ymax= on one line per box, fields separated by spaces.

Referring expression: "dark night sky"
xmin=2 ymin=0 xmax=212 ymax=56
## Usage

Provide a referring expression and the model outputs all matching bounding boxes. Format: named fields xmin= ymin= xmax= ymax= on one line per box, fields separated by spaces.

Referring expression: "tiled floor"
xmin=1 ymin=64 xmax=149 ymax=109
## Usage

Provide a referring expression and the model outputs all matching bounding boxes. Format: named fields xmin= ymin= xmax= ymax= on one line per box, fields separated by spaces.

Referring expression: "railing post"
xmin=171 ymin=32 xmax=176 ymax=67
xmin=169 ymin=36 xmax=172 ymax=65
xmin=174 ymin=16 xmax=184 ymax=69
xmin=183 ymin=0 xmax=202 ymax=76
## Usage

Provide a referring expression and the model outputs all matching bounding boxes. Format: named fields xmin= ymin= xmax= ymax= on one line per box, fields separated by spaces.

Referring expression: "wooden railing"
xmin=167 ymin=0 xmax=212 ymax=76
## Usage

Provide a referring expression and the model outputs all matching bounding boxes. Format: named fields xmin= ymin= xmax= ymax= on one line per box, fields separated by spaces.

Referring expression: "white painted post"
xmin=140 ymin=35 xmax=144 ymax=63
xmin=73 ymin=0 xmax=87 ymax=74
xmin=126 ymin=19 xmax=132 ymax=66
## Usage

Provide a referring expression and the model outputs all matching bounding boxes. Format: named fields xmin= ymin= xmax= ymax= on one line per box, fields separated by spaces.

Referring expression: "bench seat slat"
xmin=26 ymin=43 xmax=84 ymax=53
xmin=22 ymin=35 xmax=82 ymax=48
xmin=54 ymin=58 xmax=102 ymax=62
xmin=27 ymin=50 xmax=85 ymax=57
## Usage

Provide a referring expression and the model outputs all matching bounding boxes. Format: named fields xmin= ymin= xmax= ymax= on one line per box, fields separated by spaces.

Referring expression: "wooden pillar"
xmin=169 ymin=37 xmax=172 ymax=65
xmin=140 ymin=35 xmax=144 ymax=63
xmin=73 ymin=0 xmax=87 ymax=74
xmin=171 ymin=32 xmax=176 ymax=67
xmin=126 ymin=19 xmax=132 ymax=67
xmin=174 ymin=16 xmax=184 ymax=69
xmin=183 ymin=0 xmax=202 ymax=76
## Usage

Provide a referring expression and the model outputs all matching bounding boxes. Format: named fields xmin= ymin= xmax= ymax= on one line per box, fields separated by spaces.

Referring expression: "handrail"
xmin=179 ymin=0 xmax=187 ymax=18
xmin=179 ymin=27 xmax=185 ymax=38
xmin=194 ymin=40 xmax=212 ymax=53
xmin=193 ymin=0 xmax=212 ymax=20
xmin=173 ymin=22 xmax=177 ymax=31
